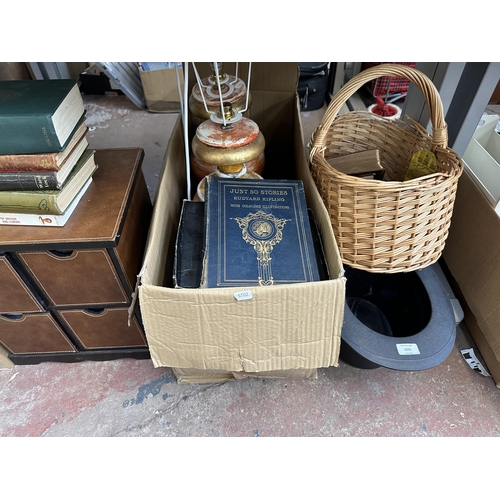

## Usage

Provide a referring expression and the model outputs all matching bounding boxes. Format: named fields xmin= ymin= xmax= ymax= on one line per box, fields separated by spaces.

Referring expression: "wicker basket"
xmin=309 ymin=63 xmax=464 ymax=273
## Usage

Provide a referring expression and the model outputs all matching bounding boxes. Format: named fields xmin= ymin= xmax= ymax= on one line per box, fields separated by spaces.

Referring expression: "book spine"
xmin=0 ymin=213 xmax=66 ymax=226
xmin=0 ymin=172 xmax=58 ymax=191
xmin=0 ymin=115 xmax=60 ymax=155
xmin=0 ymin=154 xmax=58 ymax=171
xmin=0 ymin=190 xmax=61 ymax=214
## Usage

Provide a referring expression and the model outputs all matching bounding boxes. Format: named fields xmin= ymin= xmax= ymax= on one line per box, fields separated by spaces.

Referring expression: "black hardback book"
xmin=308 ymin=209 xmax=330 ymax=281
xmin=201 ymin=177 xmax=322 ymax=288
xmin=173 ymin=200 xmax=205 ymax=288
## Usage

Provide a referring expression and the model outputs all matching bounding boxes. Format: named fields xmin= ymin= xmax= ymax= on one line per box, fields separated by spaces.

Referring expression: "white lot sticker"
xmin=234 ymin=290 xmax=253 ymax=301
xmin=396 ymin=343 xmax=420 ymax=355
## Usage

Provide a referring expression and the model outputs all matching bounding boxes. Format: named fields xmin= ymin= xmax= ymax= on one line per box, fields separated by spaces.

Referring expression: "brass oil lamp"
xmin=193 ymin=102 xmax=264 ymax=201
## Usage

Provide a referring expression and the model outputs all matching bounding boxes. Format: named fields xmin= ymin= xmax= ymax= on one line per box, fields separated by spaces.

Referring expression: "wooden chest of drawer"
xmin=0 ymin=149 xmax=152 ymax=364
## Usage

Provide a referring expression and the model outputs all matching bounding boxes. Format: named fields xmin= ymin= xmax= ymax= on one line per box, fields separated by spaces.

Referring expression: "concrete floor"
xmin=1 ymin=92 xmax=500 ymax=440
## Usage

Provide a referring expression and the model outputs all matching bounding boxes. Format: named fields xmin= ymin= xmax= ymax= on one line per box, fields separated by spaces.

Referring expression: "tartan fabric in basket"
xmin=309 ymin=64 xmax=463 ymax=273
xmin=362 ymin=62 xmax=416 ymax=97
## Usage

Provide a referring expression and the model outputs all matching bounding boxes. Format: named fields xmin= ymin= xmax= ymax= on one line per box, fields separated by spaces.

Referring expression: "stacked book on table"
xmin=0 ymin=79 xmax=97 ymax=226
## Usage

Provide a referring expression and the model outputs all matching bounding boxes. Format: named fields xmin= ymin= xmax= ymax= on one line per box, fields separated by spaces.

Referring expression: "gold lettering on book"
xmin=232 ymin=210 xmax=289 ymax=286
xmin=41 ymin=127 xmax=52 ymax=147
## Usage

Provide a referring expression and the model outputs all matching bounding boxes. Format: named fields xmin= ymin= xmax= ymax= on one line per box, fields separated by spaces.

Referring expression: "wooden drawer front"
xmin=17 ymin=249 xmax=129 ymax=308
xmin=0 ymin=256 xmax=44 ymax=314
xmin=0 ymin=313 xmax=76 ymax=354
xmin=58 ymin=308 xmax=147 ymax=349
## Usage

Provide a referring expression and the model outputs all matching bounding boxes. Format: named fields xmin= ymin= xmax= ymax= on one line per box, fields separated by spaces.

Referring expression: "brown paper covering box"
xmin=136 ymin=63 xmax=346 ymax=379
xmin=139 ymin=66 xmax=184 ymax=113
xmin=443 ymin=168 xmax=500 ymax=387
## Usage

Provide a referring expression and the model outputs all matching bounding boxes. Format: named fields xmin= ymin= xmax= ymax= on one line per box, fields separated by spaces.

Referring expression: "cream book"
xmin=0 ymin=177 xmax=92 ymax=226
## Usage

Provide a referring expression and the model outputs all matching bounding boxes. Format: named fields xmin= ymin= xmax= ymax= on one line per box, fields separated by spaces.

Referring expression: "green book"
xmin=0 ymin=149 xmax=97 ymax=214
xmin=0 ymin=79 xmax=85 ymax=155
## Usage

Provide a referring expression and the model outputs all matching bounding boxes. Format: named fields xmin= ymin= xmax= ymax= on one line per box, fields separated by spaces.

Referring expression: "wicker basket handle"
xmin=310 ymin=64 xmax=448 ymax=158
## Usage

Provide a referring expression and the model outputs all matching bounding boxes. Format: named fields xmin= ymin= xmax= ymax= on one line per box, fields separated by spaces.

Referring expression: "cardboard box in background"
xmin=137 ymin=63 xmax=346 ymax=381
xmin=462 ymin=114 xmax=500 ymax=214
xmin=443 ymin=168 xmax=500 ymax=387
xmin=139 ymin=64 xmax=183 ymax=113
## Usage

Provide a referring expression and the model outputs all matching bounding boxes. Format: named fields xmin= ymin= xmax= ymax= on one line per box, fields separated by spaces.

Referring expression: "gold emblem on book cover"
xmin=232 ymin=210 xmax=289 ymax=286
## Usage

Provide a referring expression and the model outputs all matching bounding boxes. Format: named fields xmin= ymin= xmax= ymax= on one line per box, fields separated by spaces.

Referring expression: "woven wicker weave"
xmin=309 ymin=63 xmax=464 ymax=273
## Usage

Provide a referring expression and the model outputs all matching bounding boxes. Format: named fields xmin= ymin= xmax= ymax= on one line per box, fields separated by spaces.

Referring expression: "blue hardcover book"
xmin=201 ymin=177 xmax=321 ymax=288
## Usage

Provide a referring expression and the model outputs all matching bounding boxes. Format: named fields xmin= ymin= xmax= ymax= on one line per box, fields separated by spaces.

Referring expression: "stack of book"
xmin=172 ymin=177 xmax=329 ymax=288
xmin=0 ymin=79 xmax=97 ymax=226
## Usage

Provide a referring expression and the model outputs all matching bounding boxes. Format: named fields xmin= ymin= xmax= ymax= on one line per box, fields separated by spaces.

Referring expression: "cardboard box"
xmin=137 ymin=63 xmax=346 ymax=377
xmin=443 ymin=168 xmax=500 ymax=387
xmin=0 ymin=343 xmax=14 ymax=370
xmin=462 ymin=114 xmax=500 ymax=214
xmin=172 ymin=367 xmax=318 ymax=384
xmin=139 ymin=65 xmax=184 ymax=113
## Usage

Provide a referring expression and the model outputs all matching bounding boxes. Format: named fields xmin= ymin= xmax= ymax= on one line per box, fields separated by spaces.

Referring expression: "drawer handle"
xmin=1 ymin=313 xmax=23 ymax=321
xmin=48 ymin=249 xmax=74 ymax=258
xmin=83 ymin=308 xmax=106 ymax=316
